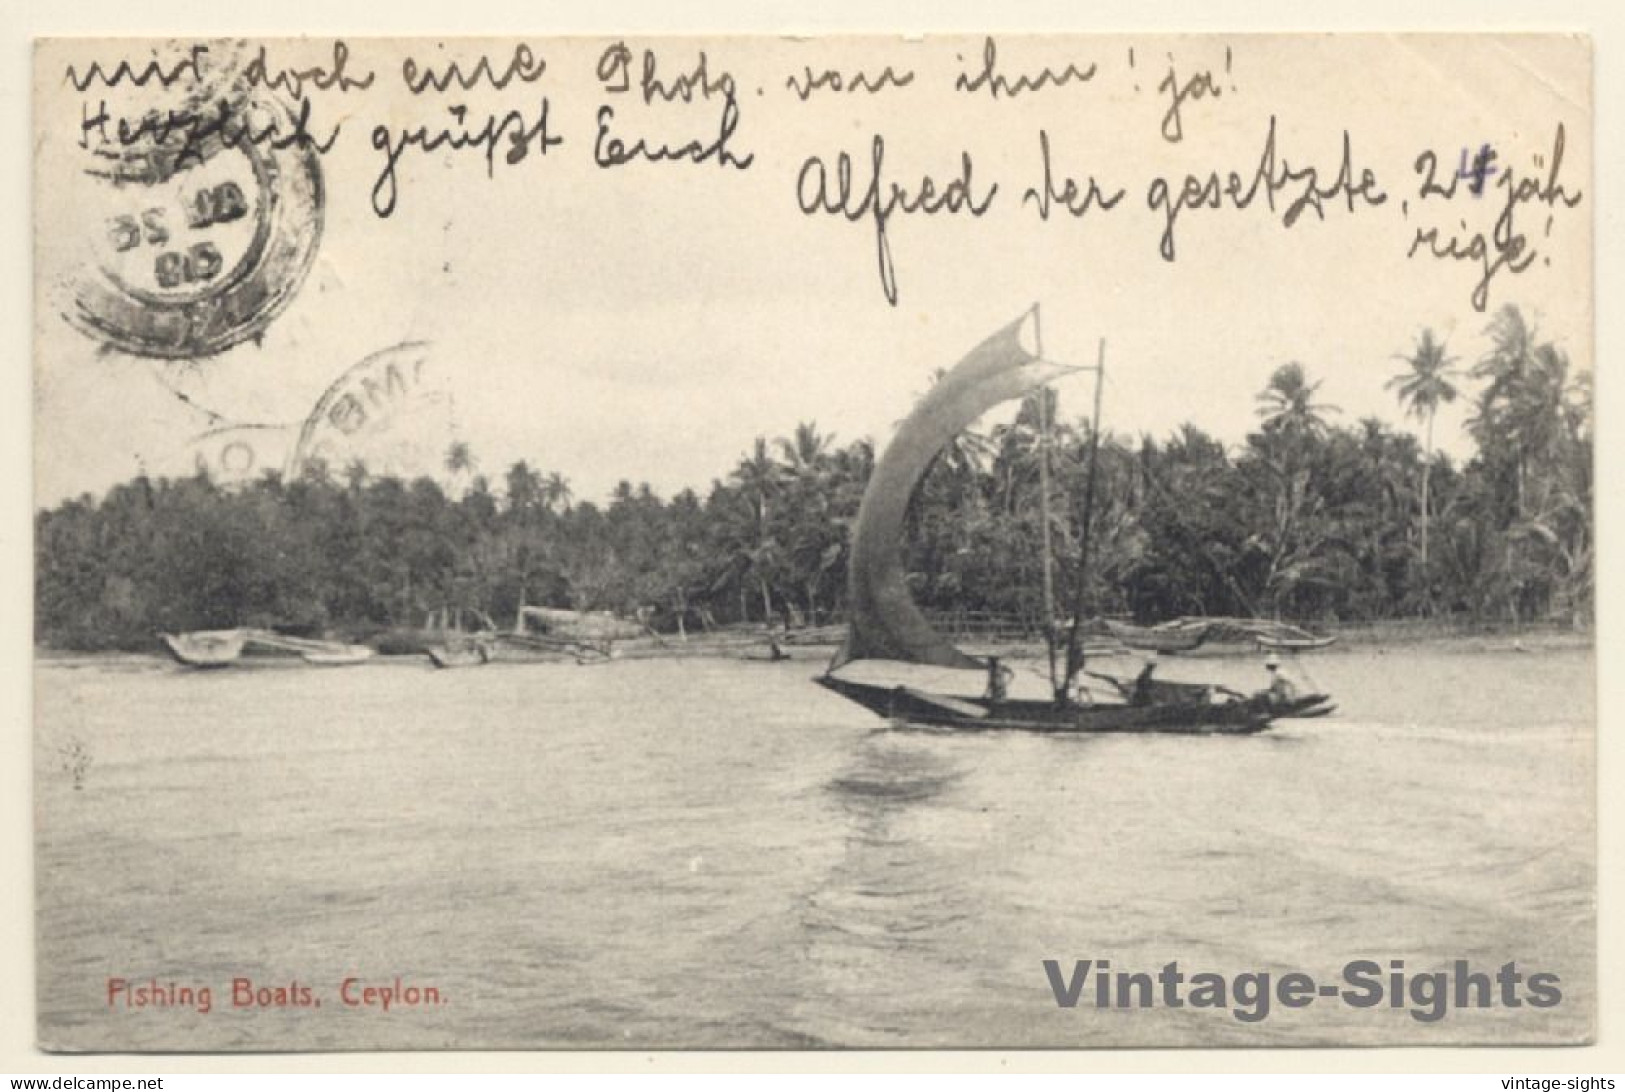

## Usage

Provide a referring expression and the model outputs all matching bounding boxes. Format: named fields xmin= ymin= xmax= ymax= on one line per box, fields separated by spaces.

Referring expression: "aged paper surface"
xmin=31 ymin=35 xmax=1592 ymax=1051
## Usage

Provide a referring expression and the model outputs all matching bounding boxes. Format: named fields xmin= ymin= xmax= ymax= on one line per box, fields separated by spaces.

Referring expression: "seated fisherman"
xmin=1263 ymin=654 xmax=1299 ymax=704
xmin=1131 ymin=654 xmax=1159 ymax=706
xmin=985 ymin=656 xmax=1013 ymax=702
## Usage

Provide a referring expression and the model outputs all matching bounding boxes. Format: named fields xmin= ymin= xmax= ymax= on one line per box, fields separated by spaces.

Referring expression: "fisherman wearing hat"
xmin=1263 ymin=653 xmax=1299 ymax=706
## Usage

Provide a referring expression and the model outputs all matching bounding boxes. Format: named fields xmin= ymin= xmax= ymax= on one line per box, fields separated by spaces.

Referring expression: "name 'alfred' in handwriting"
xmin=797 ymin=135 xmax=998 ymax=306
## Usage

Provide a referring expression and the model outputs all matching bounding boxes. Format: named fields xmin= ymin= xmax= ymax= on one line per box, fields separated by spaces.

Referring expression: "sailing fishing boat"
xmin=814 ymin=306 xmax=1333 ymax=734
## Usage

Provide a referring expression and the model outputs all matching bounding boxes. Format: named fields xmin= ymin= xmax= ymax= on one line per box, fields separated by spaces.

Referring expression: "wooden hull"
xmin=816 ymin=675 xmax=1335 ymax=733
xmin=1253 ymin=634 xmax=1338 ymax=650
xmin=1103 ymin=620 xmax=1212 ymax=653
xmin=493 ymin=634 xmax=604 ymax=663
xmin=424 ymin=634 xmax=617 ymax=666
xmin=159 ymin=630 xmax=247 ymax=668
xmin=610 ymin=635 xmax=762 ymax=659
xmin=1107 ymin=617 xmax=1336 ymax=654
xmin=163 ymin=629 xmax=380 ymax=669
xmin=426 ymin=644 xmax=489 ymax=668
xmin=815 ymin=674 xmax=1281 ymax=734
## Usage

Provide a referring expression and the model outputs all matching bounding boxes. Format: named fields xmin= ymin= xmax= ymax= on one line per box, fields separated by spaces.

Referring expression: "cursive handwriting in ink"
xmin=1491 ymin=124 xmax=1581 ymax=237
xmin=797 ymin=134 xmax=998 ymax=305
xmin=1147 ymin=116 xmax=1386 ymax=261
xmin=1406 ymin=217 xmax=1535 ymax=313
xmin=597 ymin=43 xmax=736 ymax=103
xmin=785 ymin=64 xmax=915 ymax=101
xmin=370 ymin=98 xmax=563 ymax=218
xmin=80 ymin=96 xmax=340 ymax=182
xmin=1413 ymin=149 xmax=1461 ymax=201
xmin=65 ymin=45 xmax=209 ymax=92
xmin=243 ymin=41 xmax=375 ymax=99
xmin=1407 ymin=123 xmax=1582 ymax=311
xmin=593 ymin=92 xmax=754 ymax=170
xmin=955 ymin=37 xmax=1097 ymax=99
xmin=1158 ymin=55 xmax=1229 ymax=143
xmin=402 ymin=44 xmax=547 ymax=95
xmin=1023 ymin=130 xmax=1126 ymax=220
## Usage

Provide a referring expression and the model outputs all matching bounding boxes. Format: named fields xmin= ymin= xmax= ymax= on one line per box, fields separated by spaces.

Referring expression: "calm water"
xmin=34 ymin=647 xmax=1594 ymax=1050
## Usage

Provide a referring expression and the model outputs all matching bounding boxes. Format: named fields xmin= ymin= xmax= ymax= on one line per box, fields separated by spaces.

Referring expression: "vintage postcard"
xmin=32 ymin=35 xmax=1593 ymax=1051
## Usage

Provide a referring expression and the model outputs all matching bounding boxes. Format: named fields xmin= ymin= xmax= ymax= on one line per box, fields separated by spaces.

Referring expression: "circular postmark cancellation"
xmin=163 ymin=343 xmax=457 ymax=489
xmin=60 ymin=41 xmax=325 ymax=359
xmin=183 ymin=422 xmax=298 ymax=487
xmin=287 ymin=342 xmax=461 ymax=483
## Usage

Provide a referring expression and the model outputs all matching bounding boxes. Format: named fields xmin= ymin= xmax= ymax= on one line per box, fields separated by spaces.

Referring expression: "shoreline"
xmin=1312 ymin=620 xmax=1593 ymax=654
xmin=962 ymin=620 xmax=1594 ymax=662
xmin=33 ymin=621 xmax=1594 ymax=664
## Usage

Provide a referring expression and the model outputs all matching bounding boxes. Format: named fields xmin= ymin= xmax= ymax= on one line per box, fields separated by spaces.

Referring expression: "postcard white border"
xmin=2 ymin=0 xmax=1618 ymax=1075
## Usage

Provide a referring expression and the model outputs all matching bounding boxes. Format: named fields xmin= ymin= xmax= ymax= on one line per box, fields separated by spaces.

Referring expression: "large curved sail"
xmin=831 ymin=308 xmax=1073 ymax=671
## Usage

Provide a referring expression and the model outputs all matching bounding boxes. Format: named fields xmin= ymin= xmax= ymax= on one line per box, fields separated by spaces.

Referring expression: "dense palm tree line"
xmin=35 ymin=305 xmax=1591 ymax=651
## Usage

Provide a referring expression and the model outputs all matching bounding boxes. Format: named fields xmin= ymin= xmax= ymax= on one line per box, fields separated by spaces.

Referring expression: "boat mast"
xmin=1060 ymin=339 xmax=1106 ymax=701
xmin=1037 ymin=325 xmax=1058 ymax=696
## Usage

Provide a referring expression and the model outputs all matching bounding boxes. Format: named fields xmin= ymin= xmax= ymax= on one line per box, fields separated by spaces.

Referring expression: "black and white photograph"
xmin=28 ymin=33 xmax=1594 ymax=1053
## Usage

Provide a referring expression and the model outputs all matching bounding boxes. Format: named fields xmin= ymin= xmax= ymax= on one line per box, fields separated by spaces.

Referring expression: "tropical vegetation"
xmin=35 ymin=305 xmax=1593 ymax=650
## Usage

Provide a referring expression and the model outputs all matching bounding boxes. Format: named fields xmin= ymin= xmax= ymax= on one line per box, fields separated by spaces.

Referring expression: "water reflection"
xmin=791 ymin=729 xmax=986 ymax=1042
xmin=826 ymin=727 xmax=968 ymax=808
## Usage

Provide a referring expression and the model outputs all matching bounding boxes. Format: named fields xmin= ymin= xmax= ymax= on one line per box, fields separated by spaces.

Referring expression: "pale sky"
xmin=33 ymin=34 xmax=1591 ymax=506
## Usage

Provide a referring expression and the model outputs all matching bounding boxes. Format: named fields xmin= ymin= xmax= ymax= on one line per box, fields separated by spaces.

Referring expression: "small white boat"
xmin=300 ymin=645 xmax=376 ymax=666
xmin=425 ymin=643 xmax=489 ymax=668
xmin=160 ymin=630 xmax=247 ymax=668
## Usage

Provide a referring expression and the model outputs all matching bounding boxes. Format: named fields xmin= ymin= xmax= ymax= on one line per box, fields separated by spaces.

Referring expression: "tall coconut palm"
xmin=502 ymin=460 xmax=546 ymax=621
xmin=542 ymin=471 xmax=573 ymax=513
xmin=443 ymin=441 xmax=476 ymax=496
xmin=1387 ymin=328 xmax=1459 ymax=571
xmin=775 ymin=421 xmax=834 ymax=478
xmin=1468 ymin=305 xmax=1540 ymax=519
xmin=1250 ymin=363 xmax=1338 ymax=618
xmin=729 ymin=438 xmax=788 ymax=621
xmin=1472 ymin=305 xmax=1535 ymax=399
xmin=504 ymin=460 xmax=543 ymax=516
xmin=1256 ymin=362 xmax=1340 ymax=440
xmin=773 ymin=422 xmax=841 ymax=622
